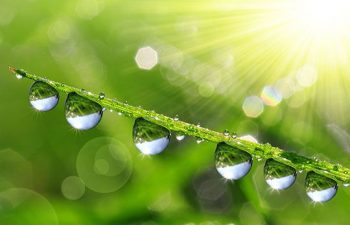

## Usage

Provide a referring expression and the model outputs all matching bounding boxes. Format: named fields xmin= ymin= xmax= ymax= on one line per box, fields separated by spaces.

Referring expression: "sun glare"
xmin=291 ymin=0 xmax=350 ymax=35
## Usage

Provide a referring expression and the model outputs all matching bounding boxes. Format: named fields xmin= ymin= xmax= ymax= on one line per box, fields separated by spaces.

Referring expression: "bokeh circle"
xmin=76 ymin=137 xmax=133 ymax=193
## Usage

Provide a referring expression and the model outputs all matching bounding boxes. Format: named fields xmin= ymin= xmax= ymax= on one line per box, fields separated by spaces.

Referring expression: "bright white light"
xmin=292 ymin=0 xmax=350 ymax=34
xmin=239 ymin=135 xmax=258 ymax=143
xmin=135 ymin=46 xmax=158 ymax=70
xmin=296 ymin=65 xmax=318 ymax=87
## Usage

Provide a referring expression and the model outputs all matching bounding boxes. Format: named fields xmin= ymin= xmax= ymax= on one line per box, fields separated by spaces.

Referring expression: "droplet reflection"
xmin=133 ymin=118 xmax=170 ymax=155
xmin=29 ymin=81 xmax=59 ymax=111
xmin=264 ymin=159 xmax=296 ymax=190
xmin=215 ymin=142 xmax=252 ymax=180
xmin=65 ymin=92 xmax=103 ymax=130
xmin=305 ymin=171 xmax=337 ymax=203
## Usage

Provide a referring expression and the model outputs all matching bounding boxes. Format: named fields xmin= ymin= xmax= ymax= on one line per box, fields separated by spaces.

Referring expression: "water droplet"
xmin=133 ymin=118 xmax=170 ymax=155
xmin=305 ymin=171 xmax=337 ymax=203
xmin=264 ymin=159 xmax=296 ymax=190
xmin=175 ymin=133 xmax=185 ymax=141
xmin=16 ymin=74 xmax=23 ymax=79
xmin=343 ymin=183 xmax=350 ymax=187
xmin=29 ymin=81 xmax=59 ymax=112
xmin=196 ymin=123 xmax=201 ymax=127
xmin=65 ymin=92 xmax=103 ymax=130
xmin=174 ymin=115 xmax=179 ymax=121
xmin=98 ymin=92 xmax=105 ymax=100
xmin=239 ymin=135 xmax=258 ymax=143
xmin=196 ymin=137 xmax=204 ymax=144
xmin=215 ymin=142 xmax=252 ymax=180
xmin=223 ymin=129 xmax=230 ymax=136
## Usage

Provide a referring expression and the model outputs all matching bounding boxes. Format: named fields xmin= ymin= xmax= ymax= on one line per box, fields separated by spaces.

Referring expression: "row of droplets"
xmin=29 ymin=80 xmax=339 ymax=203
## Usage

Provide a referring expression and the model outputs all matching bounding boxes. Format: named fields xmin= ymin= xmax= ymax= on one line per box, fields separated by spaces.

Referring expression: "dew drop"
xmin=65 ymin=92 xmax=103 ymax=130
xmin=175 ymin=133 xmax=185 ymax=141
xmin=16 ymin=74 xmax=23 ymax=79
xmin=264 ymin=159 xmax=296 ymax=190
xmin=305 ymin=171 xmax=337 ymax=203
xmin=98 ymin=92 xmax=105 ymax=100
xmin=215 ymin=142 xmax=252 ymax=180
xmin=29 ymin=81 xmax=59 ymax=112
xmin=223 ymin=129 xmax=230 ymax=136
xmin=196 ymin=137 xmax=204 ymax=144
xmin=174 ymin=115 xmax=179 ymax=121
xmin=133 ymin=118 xmax=170 ymax=155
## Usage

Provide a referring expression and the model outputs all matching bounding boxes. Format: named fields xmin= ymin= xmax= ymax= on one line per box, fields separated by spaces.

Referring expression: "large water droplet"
xmin=215 ymin=142 xmax=252 ymax=180
xmin=65 ymin=92 xmax=103 ymax=130
xmin=264 ymin=159 xmax=296 ymax=190
xmin=29 ymin=81 xmax=59 ymax=111
xmin=305 ymin=171 xmax=337 ymax=203
xmin=133 ymin=118 xmax=170 ymax=155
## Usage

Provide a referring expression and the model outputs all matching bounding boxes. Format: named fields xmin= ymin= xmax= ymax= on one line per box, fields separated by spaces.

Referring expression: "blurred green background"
xmin=1 ymin=0 xmax=350 ymax=224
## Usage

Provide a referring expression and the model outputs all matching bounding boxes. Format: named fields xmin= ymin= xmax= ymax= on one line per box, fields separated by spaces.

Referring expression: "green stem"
xmin=8 ymin=67 xmax=350 ymax=183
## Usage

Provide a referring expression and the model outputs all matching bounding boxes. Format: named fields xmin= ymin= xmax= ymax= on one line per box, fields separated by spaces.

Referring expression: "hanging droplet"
xmin=223 ymin=129 xmax=230 ymax=136
xmin=29 ymin=81 xmax=59 ymax=112
xmin=305 ymin=171 xmax=337 ymax=203
xmin=98 ymin=92 xmax=105 ymax=100
xmin=133 ymin=118 xmax=170 ymax=155
xmin=264 ymin=159 xmax=296 ymax=190
xmin=65 ymin=92 xmax=103 ymax=130
xmin=16 ymin=74 xmax=23 ymax=79
xmin=174 ymin=115 xmax=179 ymax=121
xmin=175 ymin=133 xmax=185 ymax=141
xmin=196 ymin=137 xmax=204 ymax=144
xmin=215 ymin=142 xmax=252 ymax=180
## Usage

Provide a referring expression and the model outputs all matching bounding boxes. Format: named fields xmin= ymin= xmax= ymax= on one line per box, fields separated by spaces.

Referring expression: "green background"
xmin=1 ymin=0 xmax=350 ymax=224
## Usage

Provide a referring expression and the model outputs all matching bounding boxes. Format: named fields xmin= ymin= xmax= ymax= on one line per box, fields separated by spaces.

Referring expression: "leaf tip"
xmin=8 ymin=66 xmax=17 ymax=74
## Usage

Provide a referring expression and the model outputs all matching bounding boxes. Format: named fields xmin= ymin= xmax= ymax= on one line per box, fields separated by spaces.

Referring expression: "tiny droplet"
xmin=175 ymin=133 xmax=185 ymax=141
xmin=99 ymin=92 xmax=105 ymax=100
xmin=196 ymin=138 xmax=204 ymax=144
